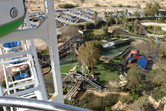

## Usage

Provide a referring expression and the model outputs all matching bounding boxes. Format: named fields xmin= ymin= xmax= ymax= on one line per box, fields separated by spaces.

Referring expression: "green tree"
xmin=77 ymin=41 xmax=103 ymax=73
xmin=150 ymin=68 xmax=166 ymax=85
xmin=152 ymin=86 xmax=166 ymax=101
xmin=126 ymin=64 xmax=146 ymax=92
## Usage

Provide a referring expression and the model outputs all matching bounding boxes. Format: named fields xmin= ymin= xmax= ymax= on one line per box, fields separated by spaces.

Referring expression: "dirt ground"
xmin=26 ymin=0 xmax=166 ymax=13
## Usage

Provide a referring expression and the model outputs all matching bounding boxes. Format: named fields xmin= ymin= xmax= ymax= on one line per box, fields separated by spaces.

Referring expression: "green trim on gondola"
xmin=0 ymin=17 xmax=25 ymax=38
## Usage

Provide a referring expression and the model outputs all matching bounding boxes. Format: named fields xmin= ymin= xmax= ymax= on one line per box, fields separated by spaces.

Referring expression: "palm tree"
xmin=119 ymin=16 xmax=123 ymax=24
xmin=104 ymin=11 xmax=108 ymax=26
xmin=123 ymin=17 xmax=128 ymax=28
xmin=125 ymin=9 xmax=128 ymax=16
xmin=115 ymin=17 xmax=119 ymax=25
xmin=94 ymin=11 xmax=98 ymax=26
xmin=120 ymin=11 xmax=124 ymax=18
xmin=104 ymin=11 xmax=108 ymax=20
xmin=116 ymin=10 xmax=119 ymax=17
xmin=108 ymin=14 xmax=114 ymax=26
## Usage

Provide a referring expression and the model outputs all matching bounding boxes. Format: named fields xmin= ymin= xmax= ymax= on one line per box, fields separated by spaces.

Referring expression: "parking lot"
xmin=25 ymin=8 xmax=137 ymax=29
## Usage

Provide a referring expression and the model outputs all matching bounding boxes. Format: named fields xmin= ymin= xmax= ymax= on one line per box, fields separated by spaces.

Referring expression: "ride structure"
xmin=0 ymin=0 xmax=26 ymax=38
xmin=0 ymin=0 xmax=66 ymax=110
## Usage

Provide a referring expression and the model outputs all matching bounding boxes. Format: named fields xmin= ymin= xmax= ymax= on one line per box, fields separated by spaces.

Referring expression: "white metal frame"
xmin=0 ymin=0 xmax=63 ymax=106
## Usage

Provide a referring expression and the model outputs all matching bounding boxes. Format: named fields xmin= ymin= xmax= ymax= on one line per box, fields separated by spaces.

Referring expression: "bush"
xmin=128 ymin=24 xmax=134 ymax=32
xmin=94 ymin=3 xmax=101 ymax=7
xmin=118 ymin=4 xmax=123 ymax=7
xmin=63 ymin=89 xmax=67 ymax=95
xmin=76 ymin=24 xmax=84 ymax=30
xmin=162 ymin=31 xmax=166 ymax=35
xmin=105 ymin=107 xmax=112 ymax=111
xmin=120 ymin=96 xmax=130 ymax=103
xmin=156 ymin=26 xmax=161 ymax=30
xmin=95 ymin=19 xmax=106 ymax=28
xmin=84 ymin=22 xmax=95 ymax=29
xmin=1 ymin=80 xmax=6 ymax=88
xmin=59 ymin=4 xmax=75 ymax=8
xmin=80 ymin=0 xmax=85 ymax=3
xmin=152 ymin=87 xmax=166 ymax=101
xmin=103 ymin=94 xmax=120 ymax=107
xmin=147 ymin=25 xmax=153 ymax=29
xmin=126 ymin=5 xmax=133 ymax=8
xmin=78 ymin=93 xmax=119 ymax=111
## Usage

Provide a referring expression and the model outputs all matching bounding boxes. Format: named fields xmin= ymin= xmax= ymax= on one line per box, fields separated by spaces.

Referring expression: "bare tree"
xmin=134 ymin=19 xmax=147 ymax=35
xmin=133 ymin=41 xmax=160 ymax=63
xmin=59 ymin=25 xmax=80 ymax=43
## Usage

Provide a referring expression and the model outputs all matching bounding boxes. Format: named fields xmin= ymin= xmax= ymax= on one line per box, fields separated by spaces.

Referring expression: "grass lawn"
xmin=60 ymin=64 xmax=76 ymax=73
xmin=84 ymin=29 xmax=106 ymax=36
xmin=94 ymin=64 xmax=120 ymax=85
xmin=93 ymin=29 xmax=106 ymax=36
xmin=60 ymin=63 xmax=89 ymax=74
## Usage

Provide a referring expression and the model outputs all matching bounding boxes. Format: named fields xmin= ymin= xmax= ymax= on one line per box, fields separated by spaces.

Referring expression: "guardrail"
xmin=0 ymin=97 xmax=90 ymax=111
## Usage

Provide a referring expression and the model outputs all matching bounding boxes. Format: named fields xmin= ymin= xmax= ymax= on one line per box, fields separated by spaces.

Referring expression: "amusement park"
xmin=1 ymin=0 xmax=166 ymax=111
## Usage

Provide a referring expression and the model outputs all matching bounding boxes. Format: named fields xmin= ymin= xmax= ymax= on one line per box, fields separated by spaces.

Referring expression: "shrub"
xmin=94 ymin=3 xmax=101 ymax=7
xmin=162 ymin=31 xmax=166 ymax=35
xmin=118 ymin=4 xmax=123 ymax=7
xmin=76 ymin=24 xmax=84 ymax=30
xmin=79 ymin=93 xmax=119 ymax=111
xmin=103 ymin=94 xmax=120 ymax=107
xmin=95 ymin=19 xmax=106 ymax=28
xmin=152 ymin=87 xmax=166 ymax=101
xmin=84 ymin=22 xmax=95 ymax=29
xmin=156 ymin=26 xmax=161 ymax=30
xmin=1 ymin=80 xmax=6 ymax=88
xmin=126 ymin=5 xmax=133 ymax=8
xmin=120 ymin=96 xmax=130 ymax=103
xmin=105 ymin=107 xmax=112 ymax=111
xmin=63 ymin=89 xmax=67 ymax=94
xmin=59 ymin=4 xmax=75 ymax=8
xmin=80 ymin=0 xmax=85 ymax=3
xmin=147 ymin=25 xmax=153 ymax=29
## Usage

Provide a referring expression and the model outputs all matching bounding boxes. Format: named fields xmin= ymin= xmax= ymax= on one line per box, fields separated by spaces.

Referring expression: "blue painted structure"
xmin=14 ymin=73 xmax=29 ymax=80
xmin=10 ymin=57 xmax=24 ymax=64
xmin=3 ymin=41 xmax=21 ymax=48
xmin=137 ymin=56 xmax=148 ymax=69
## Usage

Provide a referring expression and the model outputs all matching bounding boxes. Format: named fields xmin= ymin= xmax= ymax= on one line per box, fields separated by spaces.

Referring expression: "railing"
xmin=0 ymin=97 xmax=90 ymax=111
xmin=63 ymin=73 xmax=102 ymax=89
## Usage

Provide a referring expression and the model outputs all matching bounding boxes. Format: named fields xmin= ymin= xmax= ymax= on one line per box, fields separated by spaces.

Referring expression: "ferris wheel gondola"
xmin=0 ymin=0 xmax=26 ymax=37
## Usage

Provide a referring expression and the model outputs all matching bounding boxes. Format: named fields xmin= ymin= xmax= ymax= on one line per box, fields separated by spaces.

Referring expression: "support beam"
xmin=45 ymin=0 xmax=64 ymax=103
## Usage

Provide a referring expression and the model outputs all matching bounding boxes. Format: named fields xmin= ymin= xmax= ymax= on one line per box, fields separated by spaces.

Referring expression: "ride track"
xmin=63 ymin=73 xmax=102 ymax=100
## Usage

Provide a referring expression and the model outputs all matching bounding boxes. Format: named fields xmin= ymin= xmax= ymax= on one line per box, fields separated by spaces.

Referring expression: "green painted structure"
xmin=0 ymin=17 xmax=25 ymax=38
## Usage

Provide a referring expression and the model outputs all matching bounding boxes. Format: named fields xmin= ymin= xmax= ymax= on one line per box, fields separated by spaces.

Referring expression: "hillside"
xmin=26 ymin=0 xmax=166 ymax=12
